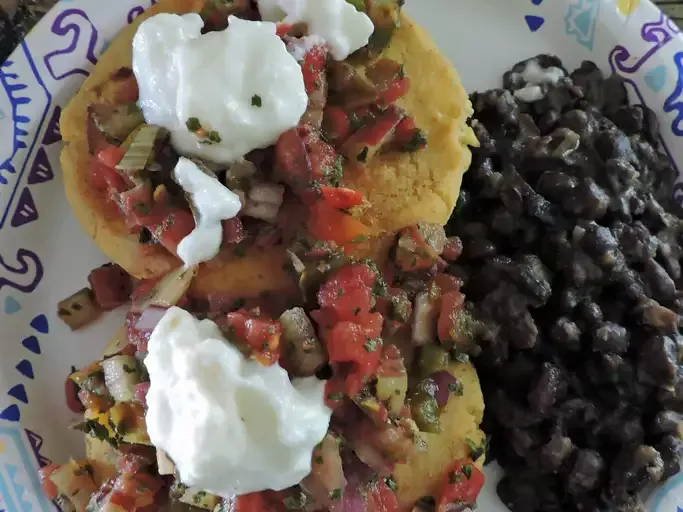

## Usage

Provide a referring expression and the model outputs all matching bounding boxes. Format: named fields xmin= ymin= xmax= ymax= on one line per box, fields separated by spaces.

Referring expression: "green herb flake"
xmin=329 ymin=488 xmax=342 ymax=501
xmin=122 ymin=364 xmax=137 ymax=374
xmin=336 ymin=288 xmax=345 ymax=298
xmin=462 ymin=464 xmax=473 ymax=479
xmin=364 ymin=338 xmax=379 ymax=352
xmin=402 ymin=129 xmax=428 ymax=153
xmin=384 ymin=476 xmax=398 ymax=493
xmin=314 ymin=456 xmax=324 ymax=464
xmin=251 ymin=94 xmax=263 ymax=108
xmin=134 ymin=202 xmax=150 ymax=216
xmin=327 ymin=392 xmax=344 ymax=401
xmin=465 ymin=437 xmax=478 ymax=454
xmin=193 ymin=490 xmax=207 ymax=504
xmin=350 ymin=235 xmax=369 ymax=243
xmin=186 ymin=117 xmax=201 ymax=132
xmin=448 ymin=470 xmax=461 ymax=484
xmin=448 ymin=380 xmax=464 ymax=396
xmin=209 ymin=130 xmax=222 ymax=143
xmin=283 ymin=493 xmax=307 ymax=511
xmin=356 ymin=147 xmax=369 ymax=163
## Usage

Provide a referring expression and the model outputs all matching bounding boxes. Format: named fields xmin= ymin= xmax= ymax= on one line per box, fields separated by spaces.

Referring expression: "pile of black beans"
xmin=446 ymin=55 xmax=683 ymax=511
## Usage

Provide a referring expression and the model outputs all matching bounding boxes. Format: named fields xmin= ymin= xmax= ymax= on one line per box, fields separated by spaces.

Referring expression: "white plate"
xmin=1 ymin=0 xmax=683 ymax=510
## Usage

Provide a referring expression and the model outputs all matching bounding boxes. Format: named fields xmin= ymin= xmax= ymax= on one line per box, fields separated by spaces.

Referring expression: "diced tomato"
xmin=433 ymin=274 xmax=462 ymax=294
xmin=88 ymin=264 xmax=133 ymax=310
xmin=109 ymin=490 xmax=137 ymax=510
xmin=320 ymin=186 xmax=363 ymax=209
xmin=443 ymin=237 xmax=464 ymax=261
xmin=436 ymin=460 xmax=485 ymax=512
xmin=144 ymin=209 xmax=195 ymax=255
xmin=302 ymin=129 xmax=341 ymax=185
xmin=111 ymin=68 xmax=140 ymax=104
xmin=39 ymin=464 xmax=60 ymax=500
xmin=376 ymin=345 xmax=407 ymax=379
xmin=350 ymin=106 xmax=405 ymax=148
xmin=365 ymin=477 xmax=400 ymax=512
xmin=437 ymin=291 xmax=466 ymax=344
xmin=379 ymin=77 xmax=410 ymax=105
xmin=234 ymin=492 xmax=271 ymax=512
xmin=327 ymin=316 xmax=383 ymax=396
xmin=274 ymin=128 xmax=313 ymax=189
xmin=65 ymin=377 xmax=85 ymax=414
xmin=301 ymin=46 xmax=327 ymax=95
xmin=326 ymin=263 xmax=380 ymax=291
xmin=222 ymin=218 xmax=245 ymax=246
xmin=276 ymin=23 xmax=293 ymax=36
xmin=392 ymin=116 xmax=418 ymax=145
xmin=317 ymin=263 xmax=379 ymax=320
xmin=322 ymin=106 xmax=352 ymax=142
xmin=308 ymin=201 xmax=373 ymax=247
xmin=91 ymin=146 xmax=127 ymax=192
xmin=222 ymin=309 xmax=282 ymax=365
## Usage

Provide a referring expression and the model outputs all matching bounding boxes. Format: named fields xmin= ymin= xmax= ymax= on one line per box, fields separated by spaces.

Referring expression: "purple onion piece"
xmin=431 ymin=370 xmax=459 ymax=407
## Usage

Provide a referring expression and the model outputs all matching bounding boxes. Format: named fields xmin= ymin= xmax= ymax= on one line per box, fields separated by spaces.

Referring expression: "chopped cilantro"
xmin=208 ymin=130 xmax=222 ymax=143
xmin=122 ymin=363 xmax=138 ymax=374
xmin=251 ymin=94 xmax=263 ymax=107
xmin=448 ymin=380 xmax=464 ymax=396
xmin=193 ymin=490 xmax=207 ymax=504
xmin=329 ymin=488 xmax=342 ymax=501
xmin=448 ymin=470 xmax=461 ymax=484
xmin=356 ymin=146 xmax=369 ymax=163
xmin=350 ymin=235 xmax=369 ymax=243
xmin=364 ymin=338 xmax=379 ymax=352
xmin=186 ymin=117 xmax=201 ymax=132
xmin=336 ymin=288 xmax=345 ymax=298
xmin=462 ymin=464 xmax=473 ymax=479
xmin=402 ymin=129 xmax=427 ymax=153
xmin=314 ymin=456 xmax=324 ymax=464
xmin=327 ymin=392 xmax=344 ymax=401
xmin=384 ymin=476 xmax=398 ymax=493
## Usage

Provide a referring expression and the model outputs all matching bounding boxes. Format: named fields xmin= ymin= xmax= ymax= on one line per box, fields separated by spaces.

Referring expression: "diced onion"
xmin=102 ymin=355 xmax=140 ymax=402
xmin=132 ymin=265 xmax=196 ymax=313
xmin=135 ymin=306 xmax=167 ymax=332
xmin=412 ymin=291 xmax=437 ymax=345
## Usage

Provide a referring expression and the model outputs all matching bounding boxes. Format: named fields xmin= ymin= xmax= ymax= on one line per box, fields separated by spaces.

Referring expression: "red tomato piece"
xmin=379 ymin=76 xmax=410 ymax=105
xmin=442 ymin=236 xmax=464 ymax=261
xmin=320 ymin=186 xmax=364 ymax=209
xmin=322 ymin=106 xmax=352 ymax=142
xmin=301 ymin=46 xmax=327 ymax=95
xmin=275 ymin=128 xmax=313 ymax=189
xmin=276 ymin=23 xmax=293 ymax=36
xmin=223 ymin=309 xmax=282 ymax=365
xmin=392 ymin=116 xmax=418 ymax=146
xmin=144 ymin=209 xmax=196 ymax=256
xmin=222 ymin=217 xmax=246 ymax=246
xmin=437 ymin=461 xmax=485 ymax=512
xmin=91 ymin=145 xmax=127 ymax=192
xmin=437 ymin=291 xmax=466 ymax=344
xmin=308 ymin=201 xmax=373 ymax=247
xmin=433 ymin=274 xmax=463 ymax=294
xmin=39 ymin=464 xmax=60 ymax=500
xmin=366 ymin=477 xmax=400 ymax=512
xmin=234 ymin=492 xmax=271 ymax=512
xmin=302 ymin=129 xmax=341 ymax=185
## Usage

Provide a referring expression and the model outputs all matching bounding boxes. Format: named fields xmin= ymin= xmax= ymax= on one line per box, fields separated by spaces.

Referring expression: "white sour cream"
xmin=132 ymin=13 xmax=308 ymax=164
xmin=145 ymin=307 xmax=332 ymax=497
xmin=257 ymin=0 xmax=374 ymax=61
xmin=520 ymin=59 xmax=565 ymax=86
xmin=173 ymin=157 xmax=242 ymax=267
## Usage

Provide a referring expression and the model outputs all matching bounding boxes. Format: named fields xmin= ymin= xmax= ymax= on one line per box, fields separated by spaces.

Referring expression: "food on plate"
xmin=59 ymin=0 xmax=476 ymax=293
xmin=447 ymin=54 xmax=683 ymax=511
xmin=45 ymin=227 xmax=487 ymax=511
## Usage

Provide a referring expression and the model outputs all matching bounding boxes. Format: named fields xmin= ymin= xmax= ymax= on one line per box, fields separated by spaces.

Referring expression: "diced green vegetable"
xmin=89 ymin=102 xmax=144 ymax=144
xmin=116 ymin=124 xmax=169 ymax=173
xmin=410 ymin=378 xmax=441 ymax=433
xmin=418 ymin=345 xmax=450 ymax=378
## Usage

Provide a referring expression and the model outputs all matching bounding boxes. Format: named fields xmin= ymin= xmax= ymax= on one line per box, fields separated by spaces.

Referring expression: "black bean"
xmin=550 ymin=317 xmax=582 ymax=351
xmin=644 ymin=258 xmax=676 ymax=302
xmin=592 ymin=322 xmax=629 ymax=354
xmin=568 ymin=449 xmax=604 ymax=494
xmin=540 ymin=433 xmax=573 ymax=472
xmin=528 ymin=363 xmax=563 ymax=414
xmin=637 ymin=334 xmax=679 ymax=386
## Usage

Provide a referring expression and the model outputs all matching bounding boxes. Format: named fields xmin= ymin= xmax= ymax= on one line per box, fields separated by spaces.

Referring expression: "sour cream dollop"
xmin=257 ymin=0 xmax=374 ymax=61
xmin=132 ymin=13 xmax=308 ymax=164
xmin=144 ymin=307 xmax=332 ymax=497
xmin=172 ymin=157 xmax=242 ymax=267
